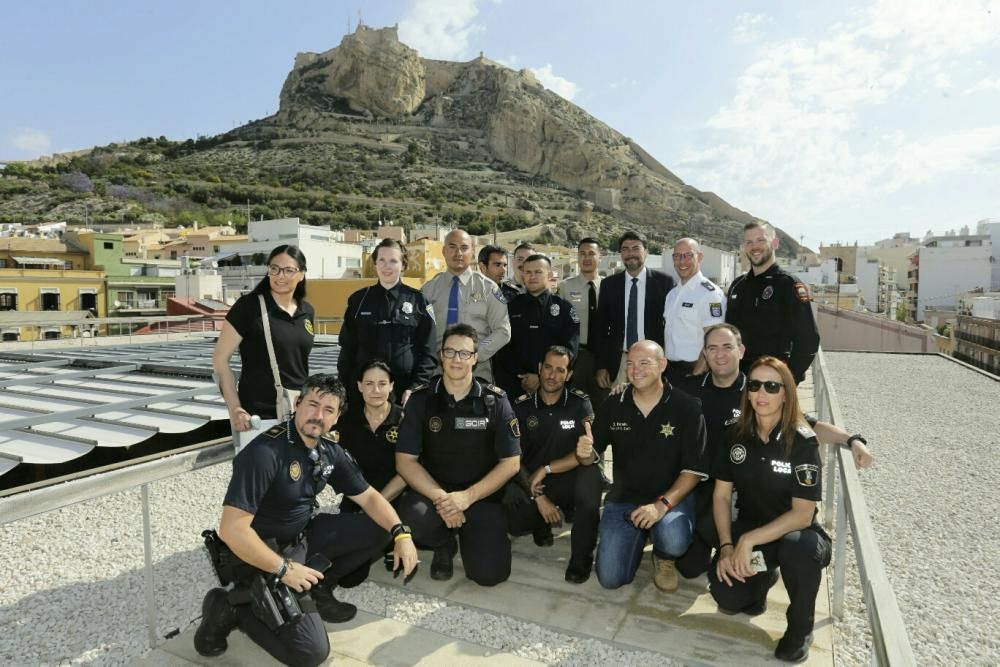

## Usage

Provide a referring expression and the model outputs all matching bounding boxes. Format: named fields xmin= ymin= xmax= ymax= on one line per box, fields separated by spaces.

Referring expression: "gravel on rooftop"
xmin=825 ymin=352 xmax=1000 ymax=666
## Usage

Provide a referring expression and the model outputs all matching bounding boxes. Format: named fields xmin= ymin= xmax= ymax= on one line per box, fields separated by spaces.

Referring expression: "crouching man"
xmin=195 ymin=373 xmax=417 ymax=666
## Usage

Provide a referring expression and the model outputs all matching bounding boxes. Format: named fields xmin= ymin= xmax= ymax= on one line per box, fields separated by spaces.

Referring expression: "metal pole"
xmin=832 ymin=467 xmax=848 ymax=619
xmin=141 ymin=483 xmax=158 ymax=649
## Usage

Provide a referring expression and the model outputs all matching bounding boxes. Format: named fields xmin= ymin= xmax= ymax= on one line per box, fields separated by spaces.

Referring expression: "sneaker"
xmin=430 ymin=537 xmax=458 ymax=581
xmin=532 ymin=525 xmax=554 ymax=547
xmin=193 ymin=588 xmax=238 ymax=657
xmin=775 ymin=631 xmax=813 ymax=663
xmin=652 ymin=554 xmax=678 ymax=592
xmin=564 ymin=557 xmax=592 ymax=584
xmin=312 ymin=586 xmax=358 ymax=623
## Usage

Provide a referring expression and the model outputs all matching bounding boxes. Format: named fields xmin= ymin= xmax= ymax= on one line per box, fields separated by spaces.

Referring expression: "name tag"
xmin=455 ymin=417 xmax=489 ymax=430
xmin=771 ymin=460 xmax=791 ymax=474
xmin=682 ymin=302 xmax=694 ymax=308
xmin=610 ymin=421 xmax=630 ymax=432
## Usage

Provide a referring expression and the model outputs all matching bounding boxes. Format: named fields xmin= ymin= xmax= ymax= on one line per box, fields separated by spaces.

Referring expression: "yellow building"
xmin=361 ymin=238 xmax=446 ymax=283
xmin=0 ymin=267 xmax=106 ymax=341
xmin=0 ymin=237 xmax=88 ymax=271
xmin=307 ymin=277 xmax=423 ymax=335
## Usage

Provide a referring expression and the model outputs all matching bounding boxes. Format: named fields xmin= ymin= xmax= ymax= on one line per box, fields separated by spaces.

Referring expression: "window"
xmin=80 ymin=292 xmax=97 ymax=314
xmin=41 ymin=291 xmax=60 ymax=311
xmin=104 ymin=242 xmax=114 ymax=249
xmin=0 ymin=292 xmax=15 ymax=311
xmin=43 ymin=329 xmax=61 ymax=340
xmin=2 ymin=331 xmax=19 ymax=342
xmin=117 ymin=290 xmax=135 ymax=308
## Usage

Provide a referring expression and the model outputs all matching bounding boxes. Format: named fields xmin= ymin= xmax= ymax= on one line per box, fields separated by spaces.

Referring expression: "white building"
xmin=661 ymin=243 xmax=737 ymax=289
xmin=915 ymin=234 xmax=993 ymax=320
xmin=785 ymin=258 xmax=839 ymax=287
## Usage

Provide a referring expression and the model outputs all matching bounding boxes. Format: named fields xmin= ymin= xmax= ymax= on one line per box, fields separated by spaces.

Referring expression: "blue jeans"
xmin=595 ymin=495 xmax=695 ymax=589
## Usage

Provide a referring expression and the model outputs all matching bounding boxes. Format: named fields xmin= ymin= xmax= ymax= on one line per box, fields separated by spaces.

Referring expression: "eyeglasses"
xmin=442 ymin=347 xmax=475 ymax=360
xmin=268 ymin=265 xmax=301 ymax=277
xmin=747 ymin=379 xmax=784 ymax=394
xmin=672 ymin=252 xmax=695 ymax=261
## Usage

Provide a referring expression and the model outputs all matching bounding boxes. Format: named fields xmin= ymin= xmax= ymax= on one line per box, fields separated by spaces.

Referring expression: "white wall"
xmin=660 ymin=244 xmax=737 ymax=289
xmin=917 ymin=245 xmax=992 ymax=320
xmin=855 ymin=256 xmax=880 ymax=310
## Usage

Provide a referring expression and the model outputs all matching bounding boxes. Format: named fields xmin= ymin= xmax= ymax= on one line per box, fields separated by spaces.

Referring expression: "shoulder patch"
xmin=794 ymin=282 xmax=811 ymax=303
xmin=492 ymin=287 xmax=507 ymax=304
xmin=796 ymin=424 xmax=816 ymax=440
xmin=514 ymin=393 xmax=530 ymax=404
xmin=264 ymin=425 xmax=286 ymax=438
xmin=485 ymin=383 xmax=507 ymax=397
xmin=569 ymin=387 xmax=590 ymax=400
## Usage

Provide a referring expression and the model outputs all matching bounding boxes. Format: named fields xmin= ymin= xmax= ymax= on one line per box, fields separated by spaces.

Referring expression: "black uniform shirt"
xmin=713 ymin=423 xmax=822 ymax=527
xmin=226 ymin=291 xmax=315 ymax=418
xmin=334 ymin=403 xmax=404 ymax=493
xmin=514 ymin=388 xmax=594 ymax=473
xmin=499 ymin=281 xmax=521 ymax=304
xmin=725 ymin=264 xmax=820 ymax=382
xmin=592 ymin=384 xmax=708 ymax=505
xmin=397 ymin=378 xmax=520 ymax=496
xmin=337 ymin=281 xmax=438 ymax=398
xmin=682 ymin=372 xmax=746 ymax=456
xmin=224 ymin=423 xmax=369 ymax=543
xmin=504 ymin=290 xmax=580 ymax=375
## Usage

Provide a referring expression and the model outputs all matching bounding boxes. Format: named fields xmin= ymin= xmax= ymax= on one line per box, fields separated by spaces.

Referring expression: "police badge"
xmin=550 ymin=303 xmax=560 ymax=317
xmin=401 ymin=302 xmax=413 ymax=314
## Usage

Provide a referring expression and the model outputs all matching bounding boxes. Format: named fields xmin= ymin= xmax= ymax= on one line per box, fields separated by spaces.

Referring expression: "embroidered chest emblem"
xmin=289 ymin=461 xmax=302 ymax=481
xmin=385 ymin=426 xmax=399 ymax=444
xmin=660 ymin=422 xmax=675 ymax=437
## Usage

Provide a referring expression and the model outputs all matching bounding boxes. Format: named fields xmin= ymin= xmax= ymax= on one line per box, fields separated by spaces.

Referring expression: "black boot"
xmin=430 ymin=536 xmax=458 ymax=581
xmin=312 ymin=585 xmax=358 ymax=623
xmin=564 ymin=556 xmax=592 ymax=584
xmin=532 ymin=525 xmax=554 ymax=547
xmin=775 ymin=631 xmax=813 ymax=663
xmin=194 ymin=588 xmax=238 ymax=657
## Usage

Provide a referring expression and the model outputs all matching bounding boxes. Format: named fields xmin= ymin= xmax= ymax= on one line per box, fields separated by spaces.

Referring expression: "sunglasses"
xmin=747 ymin=379 xmax=784 ymax=394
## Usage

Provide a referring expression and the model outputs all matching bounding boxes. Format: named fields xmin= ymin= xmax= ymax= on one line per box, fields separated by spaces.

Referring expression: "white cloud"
xmin=733 ymin=13 xmax=772 ymax=44
xmin=678 ymin=0 xmax=1000 ymax=236
xmin=529 ymin=64 xmax=579 ymax=101
xmin=609 ymin=77 xmax=639 ymax=90
xmin=963 ymin=76 xmax=1000 ymax=95
xmin=11 ymin=128 xmax=52 ymax=156
xmin=398 ymin=0 xmax=483 ymax=60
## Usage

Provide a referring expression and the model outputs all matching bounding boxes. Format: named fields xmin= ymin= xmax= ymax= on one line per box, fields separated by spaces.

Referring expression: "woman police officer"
xmin=709 ymin=356 xmax=832 ymax=663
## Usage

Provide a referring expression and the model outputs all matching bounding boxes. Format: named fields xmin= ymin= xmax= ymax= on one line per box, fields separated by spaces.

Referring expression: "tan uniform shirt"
xmin=558 ymin=273 xmax=602 ymax=346
xmin=421 ymin=268 xmax=512 ymax=362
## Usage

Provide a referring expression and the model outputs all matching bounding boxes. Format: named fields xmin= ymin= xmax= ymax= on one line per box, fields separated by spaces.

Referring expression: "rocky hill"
xmin=0 ymin=25 xmax=800 ymax=255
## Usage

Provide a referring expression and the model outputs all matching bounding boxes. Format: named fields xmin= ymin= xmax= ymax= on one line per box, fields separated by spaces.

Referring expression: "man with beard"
xmin=725 ymin=222 xmax=819 ymax=384
xmin=478 ymin=244 xmax=520 ymax=303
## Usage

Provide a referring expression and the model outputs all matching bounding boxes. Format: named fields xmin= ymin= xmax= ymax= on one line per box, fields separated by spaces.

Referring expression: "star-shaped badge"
xmin=660 ymin=423 xmax=675 ymax=437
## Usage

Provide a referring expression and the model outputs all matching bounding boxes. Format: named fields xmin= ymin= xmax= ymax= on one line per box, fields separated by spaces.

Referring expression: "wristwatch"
xmin=846 ymin=434 xmax=867 ymax=449
xmin=390 ymin=523 xmax=411 ymax=539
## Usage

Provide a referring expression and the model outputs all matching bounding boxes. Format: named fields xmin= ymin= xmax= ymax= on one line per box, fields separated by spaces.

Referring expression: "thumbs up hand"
xmin=576 ymin=420 xmax=594 ymax=463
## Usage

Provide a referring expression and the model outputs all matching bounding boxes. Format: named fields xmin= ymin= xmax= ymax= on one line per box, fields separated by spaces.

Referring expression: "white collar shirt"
xmin=663 ymin=270 xmax=726 ymax=362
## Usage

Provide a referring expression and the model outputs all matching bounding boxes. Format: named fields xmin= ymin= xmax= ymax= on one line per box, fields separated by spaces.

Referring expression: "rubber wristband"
xmin=719 ymin=542 xmax=734 ymax=550
xmin=394 ymin=533 xmax=413 ymax=543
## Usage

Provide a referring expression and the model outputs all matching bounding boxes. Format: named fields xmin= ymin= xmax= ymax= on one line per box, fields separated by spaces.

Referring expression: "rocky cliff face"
xmin=276 ymin=25 xmax=791 ymax=250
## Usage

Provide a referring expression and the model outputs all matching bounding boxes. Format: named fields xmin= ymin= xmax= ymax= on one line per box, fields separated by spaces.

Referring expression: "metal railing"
xmin=812 ymin=348 xmax=916 ymax=666
xmin=0 ymin=439 xmax=235 ymax=649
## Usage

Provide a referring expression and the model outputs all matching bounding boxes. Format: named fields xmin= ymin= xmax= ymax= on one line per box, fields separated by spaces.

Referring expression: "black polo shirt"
xmin=592 ymin=384 xmax=708 ymax=505
xmin=713 ymin=423 xmax=822 ymax=527
xmin=224 ymin=423 xmax=368 ymax=543
xmin=226 ymin=291 xmax=315 ymax=418
xmin=503 ymin=290 xmax=580 ymax=375
xmin=514 ymin=388 xmax=593 ymax=473
xmin=397 ymin=378 xmax=520 ymax=496
xmin=682 ymin=372 xmax=746 ymax=456
xmin=334 ymin=403 xmax=405 ymax=493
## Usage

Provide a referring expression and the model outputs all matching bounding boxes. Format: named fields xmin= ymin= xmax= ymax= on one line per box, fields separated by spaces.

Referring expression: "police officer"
xmin=557 ymin=237 xmax=606 ymax=404
xmin=726 ymin=222 xmax=819 ymax=384
xmin=335 ymin=360 xmax=407 ymax=514
xmin=510 ymin=242 xmax=535 ymax=292
xmin=577 ymin=340 xmax=707 ymax=593
xmin=478 ymin=244 xmax=520 ymax=303
xmin=423 ymin=230 xmax=511 ymax=384
xmin=395 ymin=323 xmax=521 ymax=586
xmin=508 ymin=345 xmax=601 ymax=583
xmin=663 ymin=238 xmax=725 ymax=385
xmin=497 ymin=254 xmax=579 ymax=398
xmin=675 ymin=324 xmax=874 ymax=578
xmin=709 ymin=356 xmax=830 ymax=663
xmin=339 ymin=238 xmax=437 ymax=406
xmin=194 ymin=374 xmax=418 ymax=667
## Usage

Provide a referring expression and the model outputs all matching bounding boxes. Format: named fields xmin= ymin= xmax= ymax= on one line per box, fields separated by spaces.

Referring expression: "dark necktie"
xmin=447 ymin=275 xmax=460 ymax=326
xmin=587 ymin=280 xmax=598 ymax=347
xmin=626 ymin=277 xmax=639 ymax=348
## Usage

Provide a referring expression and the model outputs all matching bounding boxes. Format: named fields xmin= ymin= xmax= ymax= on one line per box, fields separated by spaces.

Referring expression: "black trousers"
xmin=708 ymin=522 xmax=832 ymax=637
xmin=675 ymin=485 xmax=719 ymax=579
xmin=397 ymin=490 xmax=511 ymax=586
xmin=233 ymin=512 xmax=387 ymax=667
xmin=506 ymin=466 xmax=604 ymax=564
xmin=570 ymin=347 xmax=608 ymax=407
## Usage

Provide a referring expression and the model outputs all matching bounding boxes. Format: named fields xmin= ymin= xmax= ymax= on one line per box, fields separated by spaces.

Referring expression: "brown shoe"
xmin=652 ymin=554 xmax=678 ymax=592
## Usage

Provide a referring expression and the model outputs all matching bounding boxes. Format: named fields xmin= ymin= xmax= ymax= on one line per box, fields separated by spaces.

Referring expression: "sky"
xmin=2 ymin=0 xmax=998 ymax=248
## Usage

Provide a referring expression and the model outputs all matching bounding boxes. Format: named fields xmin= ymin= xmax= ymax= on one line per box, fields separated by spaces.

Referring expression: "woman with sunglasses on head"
xmin=213 ymin=245 xmax=314 ymax=450
xmin=709 ymin=356 xmax=832 ymax=663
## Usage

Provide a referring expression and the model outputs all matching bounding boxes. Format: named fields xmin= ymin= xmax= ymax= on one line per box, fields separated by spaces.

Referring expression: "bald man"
xmin=662 ymin=238 xmax=726 ymax=385
xmin=422 ymin=229 xmax=511 ymax=384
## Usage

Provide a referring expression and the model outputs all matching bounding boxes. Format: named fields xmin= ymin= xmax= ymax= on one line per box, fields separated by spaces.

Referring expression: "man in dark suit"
xmin=594 ymin=231 xmax=675 ymax=389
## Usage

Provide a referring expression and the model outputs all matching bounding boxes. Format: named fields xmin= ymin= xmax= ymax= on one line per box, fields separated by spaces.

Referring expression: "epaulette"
xmin=264 ymin=424 xmax=286 ymax=438
xmin=409 ymin=383 xmax=429 ymax=394
xmin=484 ymin=383 xmax=507 ymax=397
xmin=514 ymin=393 xmax=531 ymax=405
xmin=569 ymin=387 xmax=590 ymax=400
xmin=796 ymin=424 xmax=817 ymax=440
xmin=701 ymin=280 xmax=715 ymax=291
xmin=323 ymin=429 xmax=340 ymax=445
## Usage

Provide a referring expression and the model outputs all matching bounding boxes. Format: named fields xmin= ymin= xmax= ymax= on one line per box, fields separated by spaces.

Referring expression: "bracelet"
xmin=544 ymin=464 xmax=552 ymax=475
xmin=847 ymin=434 xmax=867 ymax=449
xmin=719 ymin=542 xmax=734 ymax=550
xmin=657 ymin=495 xmax=673 ymax=512
xmin=394 ymin=532 xmax=413 ymax=543
xmin=274 ymin=558 xmax=289 ymax=580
